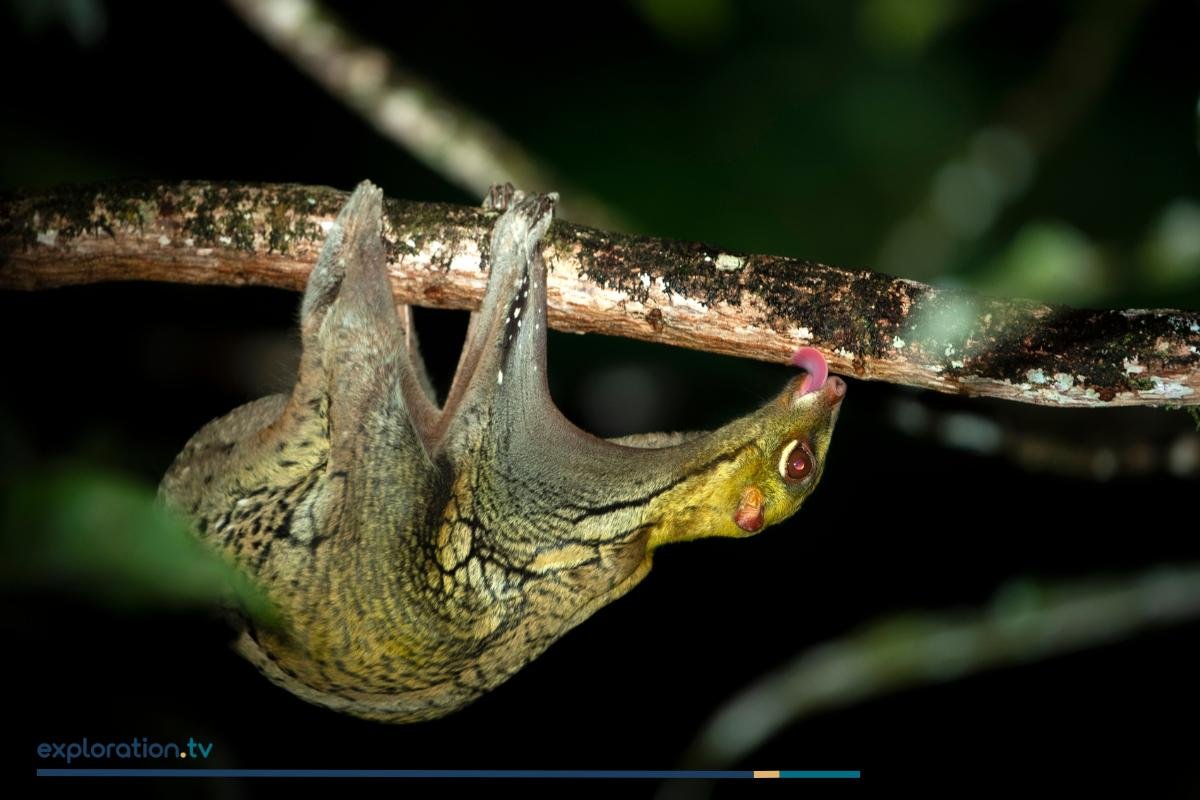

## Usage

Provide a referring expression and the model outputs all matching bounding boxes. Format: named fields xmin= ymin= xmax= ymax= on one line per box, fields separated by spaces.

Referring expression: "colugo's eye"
xmin=778 ymin=439 xmax=815 ymax=483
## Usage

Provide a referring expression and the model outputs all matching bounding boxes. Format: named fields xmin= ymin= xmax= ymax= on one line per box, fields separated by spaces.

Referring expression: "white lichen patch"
xmin=791 ymin=326 xmax=813 ymax=340
xmin=892 ymin=336 xmax=906 ymax=349
xmin=714 ymin=253 xmax=744 ymax=271
xmin=1123 ymin=357 xmax=1146 ymax=374
xmin=448 ymin=252 xmax=478 ymax=272
xmin=218 ymin=235 xmax=233 ymax=246
xmin=950 ymin=359 xmax=964 ymax=369
xmin=36 ymin=230 xmax=58 ymax=246
xmin=157 ymin=235 xmax=171 ymax=247
xmin=497 ymin=370 xmax=503 ymax=385
xmin=835 ymin=347 xmax=855 ymax=361
xmin=669 ymin=293 xmax=710 ymax=313
xmin=639 ymin=272 xmax=651 ymax=289
xmin=1013 ymin=371 xmax=1092 ymax=405
xmin=1140 ymin=377 xmax=1194 ymax=399
xmin=1030 ymin=387 xmax=1074 ymax=405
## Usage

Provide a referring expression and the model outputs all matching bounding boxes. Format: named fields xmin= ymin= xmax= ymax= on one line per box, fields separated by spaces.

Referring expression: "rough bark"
xmin=2 ymin=181 xmax=1197 ymax=408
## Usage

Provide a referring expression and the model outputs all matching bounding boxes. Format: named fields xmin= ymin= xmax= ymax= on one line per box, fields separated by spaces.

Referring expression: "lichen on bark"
xmin=2 ymin=180 xmax=1197 ymax=409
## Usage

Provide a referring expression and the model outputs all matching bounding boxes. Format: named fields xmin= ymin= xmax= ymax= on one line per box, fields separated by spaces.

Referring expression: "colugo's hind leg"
xmin=287 ymin=183 xmax=380 ymax=418
xmin=287 ymin=182 xmax=437 ymax=465
xmin=159 ymin=184 xmax=401 ymax=566
xmin=436 ymin=186 xmax=557 ymax=443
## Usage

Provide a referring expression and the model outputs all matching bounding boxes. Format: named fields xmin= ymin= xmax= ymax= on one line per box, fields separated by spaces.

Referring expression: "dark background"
xmin=2 ymin=1 xmax=1199 ymax=796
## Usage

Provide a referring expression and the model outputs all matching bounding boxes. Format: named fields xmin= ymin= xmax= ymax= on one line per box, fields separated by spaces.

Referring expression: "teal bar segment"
xmin=37 ymin=768 xmax=860 ymax=780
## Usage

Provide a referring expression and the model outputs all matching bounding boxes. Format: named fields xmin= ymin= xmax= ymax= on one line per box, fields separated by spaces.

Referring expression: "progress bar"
xmin=37 ymin=769 xmax=861 ymax=779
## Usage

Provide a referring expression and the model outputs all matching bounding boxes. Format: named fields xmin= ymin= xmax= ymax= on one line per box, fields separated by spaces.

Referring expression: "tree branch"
xmin=2 ymin=181 xmax=1197 ymax=408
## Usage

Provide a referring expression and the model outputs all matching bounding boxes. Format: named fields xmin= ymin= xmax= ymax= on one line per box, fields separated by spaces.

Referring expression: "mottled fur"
xmin=160 ymin=182 xmax=844 ymax=722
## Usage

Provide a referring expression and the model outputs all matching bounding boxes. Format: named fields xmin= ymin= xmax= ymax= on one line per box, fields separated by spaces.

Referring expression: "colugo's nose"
xmin=825 ymin=375 xmax=847 ymax=403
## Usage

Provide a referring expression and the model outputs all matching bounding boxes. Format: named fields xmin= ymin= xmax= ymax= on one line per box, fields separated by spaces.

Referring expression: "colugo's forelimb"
xmin=159 ymin=181 xmax=845 ymax=723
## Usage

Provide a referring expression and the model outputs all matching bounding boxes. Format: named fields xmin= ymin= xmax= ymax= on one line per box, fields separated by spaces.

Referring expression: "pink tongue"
xmin=790 ymin=347 xmax=829 ymax=396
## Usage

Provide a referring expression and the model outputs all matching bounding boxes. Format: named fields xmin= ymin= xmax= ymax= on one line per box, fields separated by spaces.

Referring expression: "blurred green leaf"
xmin=629 ymin=0 xmax=734 ymax=48
xmin=858 ymin=0 xmax=963 ymax=55
xmin=0 ymin=469 xmax=276 ymax=623
xmin=1141 ymin=198 xmax=1200 ymax=290
xmin=972 ymin=221 xmax=1108 ymax=304
xmin=8 ymin=0 xmax=107 ymax=47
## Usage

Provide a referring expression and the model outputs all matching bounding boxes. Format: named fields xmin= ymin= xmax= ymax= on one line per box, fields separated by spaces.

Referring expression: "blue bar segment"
xmin=37 ymin=768 xmax=860 ymax=779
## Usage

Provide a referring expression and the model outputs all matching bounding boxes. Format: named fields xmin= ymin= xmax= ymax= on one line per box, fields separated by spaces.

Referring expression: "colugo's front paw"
xmin=483 ymin=182 xmax=524 ymax=212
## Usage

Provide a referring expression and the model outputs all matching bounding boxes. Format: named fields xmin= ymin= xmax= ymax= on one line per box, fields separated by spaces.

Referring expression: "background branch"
xmin=887 ymin=396 xmax=1200 ymax=479
xmin=226 ymin=0 xmax=623 ymax=230
xmin=666 ymin=564 xmax=1200 ymax=787
xmin=2 ymin=181 xmax=1198 ymax=408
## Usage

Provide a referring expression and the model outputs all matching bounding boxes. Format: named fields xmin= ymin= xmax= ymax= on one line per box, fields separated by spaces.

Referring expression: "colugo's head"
xmin=645 ymin=347 xmax=844 ymax=548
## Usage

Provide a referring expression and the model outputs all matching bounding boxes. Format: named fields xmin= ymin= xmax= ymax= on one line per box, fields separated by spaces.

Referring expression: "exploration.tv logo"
xmin=37 ymin=737 xmax=213 ymax=764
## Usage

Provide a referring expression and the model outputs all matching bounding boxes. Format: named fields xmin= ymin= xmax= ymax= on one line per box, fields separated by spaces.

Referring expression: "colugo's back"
xmin=160 ymin=182 xmax=844 ymax=722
